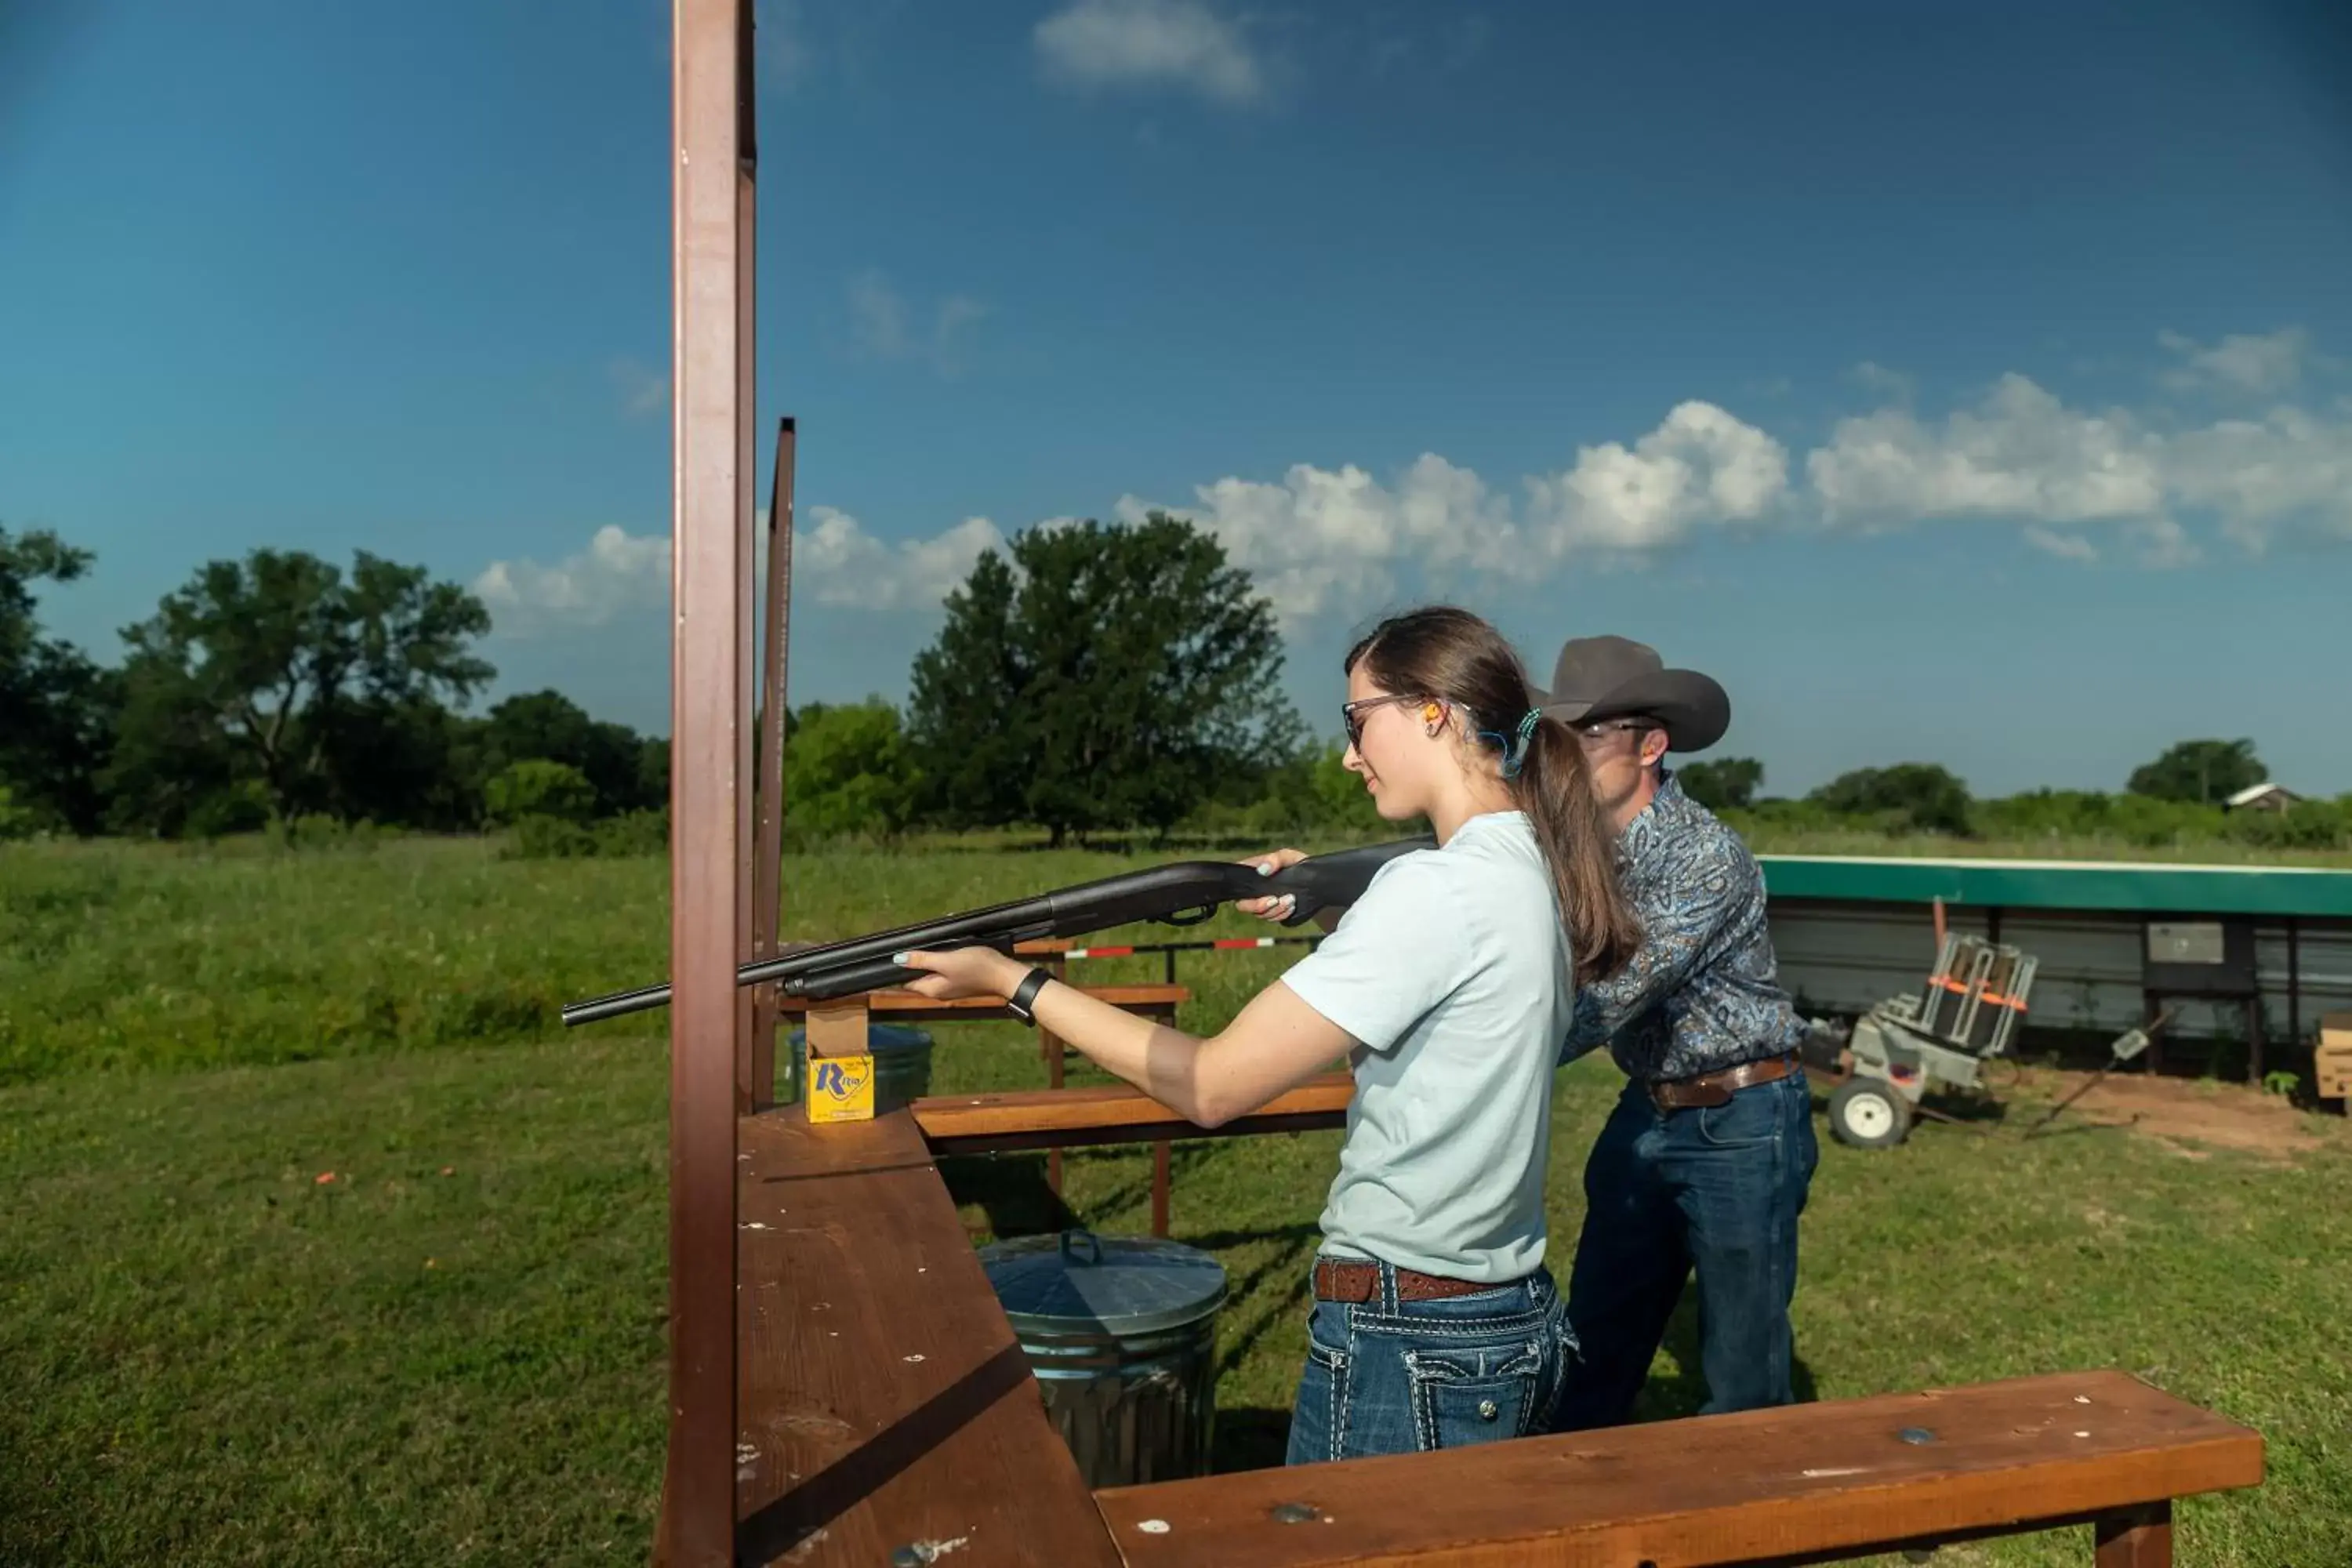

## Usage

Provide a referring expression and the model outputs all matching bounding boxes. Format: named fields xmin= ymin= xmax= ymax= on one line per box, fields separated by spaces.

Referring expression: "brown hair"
xmin=1345 ymin=606 xmax=1641 ymax=985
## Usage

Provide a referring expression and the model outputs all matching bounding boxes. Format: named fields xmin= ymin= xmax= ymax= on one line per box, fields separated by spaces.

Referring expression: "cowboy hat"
xmin=1528 ymin=634 xmax=1730 ymax=753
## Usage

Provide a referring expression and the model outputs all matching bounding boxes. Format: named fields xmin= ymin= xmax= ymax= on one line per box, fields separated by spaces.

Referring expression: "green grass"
xmin=5 ymin=834 xmax=2350 ymax=1564
xmin=8 ymin=829 xmax=2349 ymax=1087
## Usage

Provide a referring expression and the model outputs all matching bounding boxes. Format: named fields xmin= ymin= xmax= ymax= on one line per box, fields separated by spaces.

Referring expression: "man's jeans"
xmin=1552 ymin=1065 xmax=1819 ymax=1430
xmin=1285 ymin=1261 xmax=1573 ymax=1465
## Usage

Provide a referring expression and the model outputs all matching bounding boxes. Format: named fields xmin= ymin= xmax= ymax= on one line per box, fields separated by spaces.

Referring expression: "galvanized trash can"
xmin=977 ymin=1229 xmax=1227 ymax=1487
xmin=782 ymin=1022 xmax=935 ymax=1109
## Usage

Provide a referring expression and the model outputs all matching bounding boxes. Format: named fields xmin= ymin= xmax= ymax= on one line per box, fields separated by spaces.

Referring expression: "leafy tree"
xmin=485 ymin=758 xmax=598 ymax=824
xmin=909 ymin=514 xmax=1305 ymax=844
xmin=2127 ymin=739 xmax=2267 ymax=805
xmin=113 ymin=548 xmax=493 ymax=827
xmin=472 ymin=689 xmax=655 ymax=816
xmin=1809 ymin=762 xmax=1973 ymax=836
xmin=783 ymin=699 xmax=920 ymax=837
xmin=904 ymin=550 xmax=1027 ymax=829
xmin=1678 ymin=756 xmax=1764 ymax=812
xmin=0 ymin=524 xmax=118 ymax=833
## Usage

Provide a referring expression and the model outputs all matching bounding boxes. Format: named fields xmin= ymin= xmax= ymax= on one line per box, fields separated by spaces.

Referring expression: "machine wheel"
xmin=1828 ymin=1077 xmax=1912 ymax=1149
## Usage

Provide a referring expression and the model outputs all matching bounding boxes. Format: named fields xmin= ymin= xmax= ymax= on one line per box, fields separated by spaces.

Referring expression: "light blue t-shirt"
xmin=1277 ymin=810 xmax=1573 ymax=1284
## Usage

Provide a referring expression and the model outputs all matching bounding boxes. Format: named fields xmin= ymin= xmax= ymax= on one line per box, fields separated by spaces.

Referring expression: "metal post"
xmin=1152 ymin=1140 xmax=1171 ymax=1237
xmin=750 ymin=419 xmax=796 ymax=1108
xmin=2287 ymin=916 xmax=2302 ymax=1060
xmin=660 ymin=0 xmax=748 ymax=1562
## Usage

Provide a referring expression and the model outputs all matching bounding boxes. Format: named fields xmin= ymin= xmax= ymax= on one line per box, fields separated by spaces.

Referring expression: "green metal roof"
xmin=1755 ymin=855 xmax=2352 ymax=919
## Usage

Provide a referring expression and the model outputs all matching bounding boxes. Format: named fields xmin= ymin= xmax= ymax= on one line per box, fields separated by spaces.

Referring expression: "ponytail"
xmin=1509 ymin=715 xmax=1642 ymax=985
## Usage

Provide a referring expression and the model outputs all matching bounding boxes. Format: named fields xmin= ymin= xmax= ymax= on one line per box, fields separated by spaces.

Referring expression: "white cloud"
xmin=474 ymin=525 xmax=670 ymax=633
xmin=1116 ymin=452 xmax=1516 ymax=620
xmin=2158 ymin=326 xmax=2310 ymax=395
xmin=1807 ymin=374 xmax=2169 ymax=532
xmin=1111 ymin=405 xmax=1786 ymax=622
xmin=488 ymin=327 xmax=2352 ymax=638
xmin=2165 ymin=404 xmax=2352 ymax=549
xmin=1525 ymin=401 xmax=1790 ymax=555
xmin=1806 ymin=365 xmax=2352 ymax=556
xmin=846 ymin=269 xmax=989 ymax=376
xmin=472 ymin=511 xmax=1007 ymax=633
xmin=607 ymin=357 xmax=670 ymax=419
xmin=794 ymin=507 xmax=1007 ymax=610
xmin=2021 ymin=525 xmax=2099 ymax=563
xmin=1034 ymin=0 xmax=1265 ymax=106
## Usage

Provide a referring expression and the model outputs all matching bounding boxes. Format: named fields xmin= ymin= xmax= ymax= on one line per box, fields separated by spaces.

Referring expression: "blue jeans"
xmin=1552 ymin=1065 xmax=1818 ymax=1429
xmin=1284 ymin=1260 xmax=1573 ymax=1465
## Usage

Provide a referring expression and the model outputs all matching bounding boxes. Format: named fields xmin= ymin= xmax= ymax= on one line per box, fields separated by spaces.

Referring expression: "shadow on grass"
xmin=1213 ymin=1406 xmax=1295 ymax=1473
xmin=938 ymin=1152 xmax=1081 ymax=1239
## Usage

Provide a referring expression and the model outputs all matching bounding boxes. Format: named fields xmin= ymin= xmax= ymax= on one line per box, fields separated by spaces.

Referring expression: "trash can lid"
xmin=978 ymin=1229 xmax=1227 ymax=1337
xmin=785 ymin=1022 xmax=932 ymax=1052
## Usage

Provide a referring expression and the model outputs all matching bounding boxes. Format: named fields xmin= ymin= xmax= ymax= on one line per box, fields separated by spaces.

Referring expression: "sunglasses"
xmin=1572 ymin=718 xmax=1655 ymax=748
xmin=1340 ymin=694 xmax=1428 ymax=750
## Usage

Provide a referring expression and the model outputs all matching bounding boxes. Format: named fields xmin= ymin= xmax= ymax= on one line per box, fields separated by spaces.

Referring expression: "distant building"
xmin=2224 ymin=782 xmax=2301 ymax=813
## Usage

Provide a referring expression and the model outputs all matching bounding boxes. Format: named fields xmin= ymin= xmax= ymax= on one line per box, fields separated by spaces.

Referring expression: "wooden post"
xmin=2096 ymin=1500 xmax=2172 ymax=1566
xmin=748 ymin=418 xmax=795 ymax=1109
xmin=659 ymin=0 xmax=749 ymax=1559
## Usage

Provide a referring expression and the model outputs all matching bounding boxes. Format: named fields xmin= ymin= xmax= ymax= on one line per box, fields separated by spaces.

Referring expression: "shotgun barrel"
xmin=558 ymin=835 xmax=1432 ymax=1027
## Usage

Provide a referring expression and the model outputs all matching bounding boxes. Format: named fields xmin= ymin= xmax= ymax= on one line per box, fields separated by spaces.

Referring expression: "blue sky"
xmin=5 ymin=0 xmax=2350 ymax=797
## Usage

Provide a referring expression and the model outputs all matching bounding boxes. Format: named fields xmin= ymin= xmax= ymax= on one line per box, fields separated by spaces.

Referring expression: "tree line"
xmin=3 ymin=516 xmax=2344 ymax=851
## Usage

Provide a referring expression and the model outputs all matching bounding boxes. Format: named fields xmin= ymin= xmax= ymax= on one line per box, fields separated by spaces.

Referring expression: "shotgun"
xmin=559 ymin=835 xmax=1432 ymax=1027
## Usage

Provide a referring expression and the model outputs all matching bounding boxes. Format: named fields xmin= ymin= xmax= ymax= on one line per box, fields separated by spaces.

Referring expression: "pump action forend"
xmin=558 ymin=835 xmax=1434 ymax=1027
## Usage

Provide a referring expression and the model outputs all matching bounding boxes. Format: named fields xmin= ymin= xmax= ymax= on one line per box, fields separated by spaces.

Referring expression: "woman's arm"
xmin=893 ymin=946 xmax=1356 ymax=1128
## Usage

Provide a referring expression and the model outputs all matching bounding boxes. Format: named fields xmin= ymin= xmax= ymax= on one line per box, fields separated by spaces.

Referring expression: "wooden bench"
xmin=733 ymin=1094 xmax=2262 ymax=1568
xmin=1092 ymin=1368 xmax=2261 ymax=1565
xmin=909 ymin=1073 xmax=1354 ymax=1156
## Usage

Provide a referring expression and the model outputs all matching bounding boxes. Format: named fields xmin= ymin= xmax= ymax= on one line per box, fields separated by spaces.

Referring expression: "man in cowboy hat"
xmin=1531 ymin=635 xmax=1820 ymax=1429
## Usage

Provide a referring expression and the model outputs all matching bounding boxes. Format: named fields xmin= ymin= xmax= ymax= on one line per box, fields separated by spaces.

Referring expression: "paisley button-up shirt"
xmin=1560 ymin=771 xmax=1805 ymax=1082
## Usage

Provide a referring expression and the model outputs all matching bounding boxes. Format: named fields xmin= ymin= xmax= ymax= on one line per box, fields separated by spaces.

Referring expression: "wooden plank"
xmin=913 ymin=1075 xmax=1353 ymax=1157
xmin=1091 ymin=1370 xmax=2261 ymax=1568
xmin=774 ymin=984 xmax=1186 ymax=1027
xmin=733 ymin=1107 xmax=1122 ymax=1568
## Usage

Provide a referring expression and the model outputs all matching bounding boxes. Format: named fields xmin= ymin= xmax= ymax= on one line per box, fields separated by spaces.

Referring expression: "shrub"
xmin=485 ymin=759 xmax=597 ymax=826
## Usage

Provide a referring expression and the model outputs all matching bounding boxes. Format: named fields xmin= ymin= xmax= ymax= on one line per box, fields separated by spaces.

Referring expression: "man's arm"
xmin=1559 ymin=854 xmax=1755 ymax=1061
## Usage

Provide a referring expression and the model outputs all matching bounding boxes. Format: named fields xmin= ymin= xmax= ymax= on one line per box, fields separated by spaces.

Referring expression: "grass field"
xmin=5 ymin=833 xmax=2350 ymax=1565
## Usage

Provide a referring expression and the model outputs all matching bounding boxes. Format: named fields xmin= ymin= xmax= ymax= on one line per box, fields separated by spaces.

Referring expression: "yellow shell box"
xmin=804 ymin=1003 xmax=876 ymax=1123
xmin=806 ymin=1050 xmax=876 ymax=1123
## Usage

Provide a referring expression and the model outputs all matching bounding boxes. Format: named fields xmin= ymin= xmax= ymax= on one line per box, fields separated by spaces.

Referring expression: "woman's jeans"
xmin=1284 ymin=1260 xmax=1573 ymax=1465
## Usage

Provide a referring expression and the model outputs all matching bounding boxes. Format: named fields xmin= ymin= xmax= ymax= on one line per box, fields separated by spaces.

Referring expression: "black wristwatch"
xmin=1005 ymin=966 xmax=1054 ymax=1023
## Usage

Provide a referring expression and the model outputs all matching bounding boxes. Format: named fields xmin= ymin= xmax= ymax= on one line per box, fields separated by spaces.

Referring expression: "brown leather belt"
xmin=1646 ymin=1051 xmax=1798 ymax=1111
xmin=1312 ymin=1258 xmax=1495 ymax=1304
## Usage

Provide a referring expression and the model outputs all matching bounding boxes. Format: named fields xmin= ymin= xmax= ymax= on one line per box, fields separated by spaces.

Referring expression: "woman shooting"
xmin=895 ymin=604 xmax=1639 ymax=1463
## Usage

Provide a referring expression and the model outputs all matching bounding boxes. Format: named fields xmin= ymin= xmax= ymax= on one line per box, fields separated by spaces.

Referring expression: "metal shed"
xmin=1756 ymin=855 xmax=2352 ymax=1081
